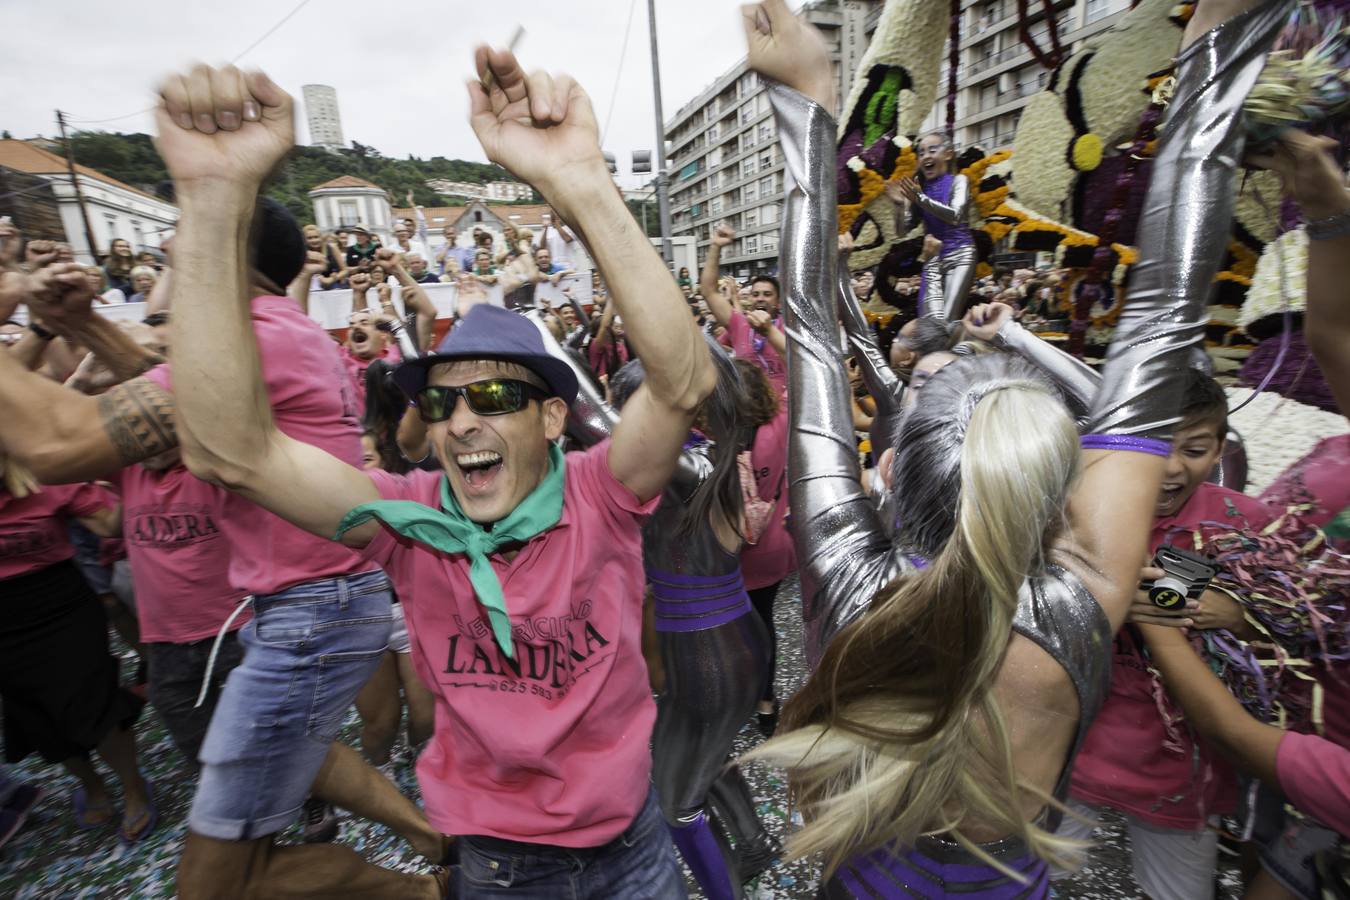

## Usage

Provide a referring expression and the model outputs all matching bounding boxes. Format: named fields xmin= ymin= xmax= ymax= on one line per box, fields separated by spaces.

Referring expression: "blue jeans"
xmin=187 ymin=570 xmax=392 ymax=840
xmin=456 ymin=787 xmax=687 ymax=899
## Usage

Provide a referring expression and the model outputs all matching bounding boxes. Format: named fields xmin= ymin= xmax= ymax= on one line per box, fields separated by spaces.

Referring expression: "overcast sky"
xmin=1 ymin=0 xmax=757 ymax=189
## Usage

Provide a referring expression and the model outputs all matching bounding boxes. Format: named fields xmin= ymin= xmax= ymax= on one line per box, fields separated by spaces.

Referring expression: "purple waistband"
xmin=834 ymin=843 xmax=1049 ymax=899
xmin=647 ymin=569 xmax=753 ymax=632
xmin=1080 ymin=433 xmax=1171 ymax=457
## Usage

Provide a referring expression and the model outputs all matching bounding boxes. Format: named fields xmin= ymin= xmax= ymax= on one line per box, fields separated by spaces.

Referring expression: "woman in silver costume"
xmin=887 ymin=137 xmax=977 ymax=322
xmin=740 ymin=0 xmax=1288 ymax=896
xmin=533 ymin=319 xmax=777 ymax=900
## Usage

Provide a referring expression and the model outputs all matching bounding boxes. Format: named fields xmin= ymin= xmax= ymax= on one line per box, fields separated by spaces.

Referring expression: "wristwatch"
xmin=28 ymin=321 xmax=55 ymax=341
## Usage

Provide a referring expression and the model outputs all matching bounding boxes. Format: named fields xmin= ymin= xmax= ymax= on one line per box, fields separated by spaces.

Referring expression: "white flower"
xmin=846 ymin=156 xmax=865 ymax=173
xmin=1239 ymin=227 xmax=1308 ymax=331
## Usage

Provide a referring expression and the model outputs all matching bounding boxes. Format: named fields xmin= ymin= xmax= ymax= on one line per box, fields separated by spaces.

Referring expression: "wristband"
xmin=28 ymin=321 xmax=55 ymax=341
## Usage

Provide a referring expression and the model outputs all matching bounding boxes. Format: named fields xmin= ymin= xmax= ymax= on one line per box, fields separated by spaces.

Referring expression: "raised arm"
xmin=903 ymin=172 xmax=968 ymax=225
xmin=1062 ymin=0 xmax=1291 ymax=633
xmin=963 ymin=302 xmax=1098 ymax=419
xmin=469 ymin=48 xmax=714 ymax=503
xmin=699 ymin=225 xmax=736 ymax=326
xmin=156 ymin=64 xmax=379 ymax=545
xmin=374 ymin=248 xmax=435 ymax=352
xmin=749 ymin=0 xmax=911 ymax=668
xmin=837 ymin=239 xmax=904 ymax=457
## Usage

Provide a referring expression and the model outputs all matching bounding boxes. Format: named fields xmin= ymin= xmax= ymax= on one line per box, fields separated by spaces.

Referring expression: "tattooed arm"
xmin=0 ymin=347 xmax=176 ymax=482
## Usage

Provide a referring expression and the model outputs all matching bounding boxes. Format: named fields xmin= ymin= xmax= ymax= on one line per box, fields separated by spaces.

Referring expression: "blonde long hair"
xmin=746 ymin=355 xmax=1081 ymax=876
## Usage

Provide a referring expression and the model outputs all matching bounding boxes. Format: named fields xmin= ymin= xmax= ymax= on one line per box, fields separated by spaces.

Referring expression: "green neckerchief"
xmin=335 ymin=443 xmax=565 ymax=658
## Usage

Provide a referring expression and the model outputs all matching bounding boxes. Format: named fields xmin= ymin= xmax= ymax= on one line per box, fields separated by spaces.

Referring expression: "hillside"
xmin=66 ymin=131 xmax=524 ymax=222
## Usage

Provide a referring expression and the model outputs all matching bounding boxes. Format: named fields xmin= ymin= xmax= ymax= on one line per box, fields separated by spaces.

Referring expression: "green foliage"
xmin=66 ymin=131 xmax=521 ymax=223
xmin=626 ymin=198 xmax=661 ymax=237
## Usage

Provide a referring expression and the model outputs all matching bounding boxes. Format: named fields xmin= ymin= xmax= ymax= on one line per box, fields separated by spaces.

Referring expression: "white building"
xmin=309 ymin=176 xmax=393 ymax=244
xmin=917 ymin=0 xmax=1132 ymax=151
xmin=302 ymin=85 xmax=346 ymax=150
xmin=0 ymin=139 xmax=177 ymax=265
xmin=426 ymin=179 xmax=534 ymax=203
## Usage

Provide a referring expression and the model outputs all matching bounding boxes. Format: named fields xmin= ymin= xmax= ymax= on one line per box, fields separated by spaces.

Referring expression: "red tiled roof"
xmin=310 ymin=175 xmax=385 ymax=192
xmin=0 ymin=140 xmax=162 ymax=202
xmin=392 ymin=203 xmax=552 ymax=229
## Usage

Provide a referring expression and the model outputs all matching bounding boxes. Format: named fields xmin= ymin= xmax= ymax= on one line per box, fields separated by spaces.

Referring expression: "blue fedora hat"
xmin=391 ymin=304 xmax=579 ymax=404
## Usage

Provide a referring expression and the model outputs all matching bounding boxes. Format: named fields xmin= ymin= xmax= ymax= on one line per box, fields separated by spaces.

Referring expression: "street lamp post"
xmin=646 ymin=0 xmax=674 ymax=268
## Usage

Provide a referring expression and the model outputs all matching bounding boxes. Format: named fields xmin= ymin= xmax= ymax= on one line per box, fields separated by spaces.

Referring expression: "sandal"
xmin=118 ymin=778 xmax=157 ymax=845
xmin=72 ymin=787 xmax=115 ymax=830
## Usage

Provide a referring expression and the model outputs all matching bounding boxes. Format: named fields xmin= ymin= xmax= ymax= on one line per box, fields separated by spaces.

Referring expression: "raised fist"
xmin=961 ymin=302 xmax=1013 ymax=342
xmin=746 ymin=309 xmax=773 ymax=334
xmin=742 ymin=0 xmax=835 ymax=111
xmin=301 ymin=250 xmax=326 ymax=277
xmin=28 ymin=262 xmax=98 ymax=334
xmin=712 ymin=224 xmax=735 ymax=247
xmin=377 ymin=282 xmax=393 ymax=305
xmin=373 ymin=247 xmax=404 ymax=270
xmin=154 ymin=63 xmax=294 ymax=192
xmin=349 ymin=272 xmax=371 ymax=293
xmin=25 ymin=240 xmax=59 ymax=270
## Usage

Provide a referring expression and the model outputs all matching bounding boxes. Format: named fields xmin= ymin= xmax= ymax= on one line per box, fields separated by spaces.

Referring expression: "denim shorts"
xmin=388 ymin=601 xmax=411 ymax=654
xmin=456 ymin=786 xmax=686 ymax=898
xmin=187 ymin=570 xmax=392 ymax=841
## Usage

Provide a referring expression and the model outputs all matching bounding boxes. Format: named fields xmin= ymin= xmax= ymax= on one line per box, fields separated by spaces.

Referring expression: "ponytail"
xmin=746 ymin=357 xmax=1081 ymax=876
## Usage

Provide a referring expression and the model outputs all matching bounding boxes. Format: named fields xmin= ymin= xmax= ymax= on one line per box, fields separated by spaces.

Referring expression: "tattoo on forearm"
xmin=96 ymin=378 xmax=178 ymax=463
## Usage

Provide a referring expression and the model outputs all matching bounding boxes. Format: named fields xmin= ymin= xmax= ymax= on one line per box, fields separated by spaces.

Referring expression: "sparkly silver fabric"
xmin=773 ymin=83 xmax=914 ymax=669
xmin=921 ymin=243 xmax=977 ymax=322
xmin=1086 ymin=0 xmax=1293 ymax=438
xmin=911 ymin=172 xmax=970 ymax=225
xmin=992 ymin=319 xmax=1099 ymax=421
xmin=837 ymin=249 xmax=905 ymax=459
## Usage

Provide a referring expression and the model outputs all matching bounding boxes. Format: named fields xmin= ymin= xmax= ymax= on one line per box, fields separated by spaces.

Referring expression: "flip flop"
xmin=118 ymin=778 xmax=157 ymax=846
xmin=72 ymin=787 xmax=115 ymax=830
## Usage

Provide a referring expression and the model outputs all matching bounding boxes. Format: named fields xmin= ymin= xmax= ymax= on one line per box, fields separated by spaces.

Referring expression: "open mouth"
xmin=1156 ymin=483 xmax=1184 ymax=512
xmin=351 ymin=330 xmax=369 ymax=344
xmin=456 ymin=450 xmax=504 ymax=492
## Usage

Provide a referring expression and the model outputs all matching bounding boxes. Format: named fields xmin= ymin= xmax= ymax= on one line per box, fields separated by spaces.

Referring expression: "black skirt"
xmin=0 ymin=559 xmax=143 ymax=763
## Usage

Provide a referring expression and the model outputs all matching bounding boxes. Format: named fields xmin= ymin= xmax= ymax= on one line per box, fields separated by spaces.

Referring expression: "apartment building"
xmin=918 ymin=0 xmax=1132 ymax=151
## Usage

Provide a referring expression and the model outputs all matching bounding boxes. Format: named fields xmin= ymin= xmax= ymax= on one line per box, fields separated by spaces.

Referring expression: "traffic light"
xmin=603 ymin=151 xmax=617 ymax=174
xmin=631 ymin=151 xmax=652 ymax=175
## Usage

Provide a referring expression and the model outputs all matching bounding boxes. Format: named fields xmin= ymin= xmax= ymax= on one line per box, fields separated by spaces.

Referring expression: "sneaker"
xmin=300 ymin=798 xmax=338 ymax=844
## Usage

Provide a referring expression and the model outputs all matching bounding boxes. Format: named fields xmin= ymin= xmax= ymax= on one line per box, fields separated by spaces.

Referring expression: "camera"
xmin=1143 ymin=545 xmax=1218 ymax=610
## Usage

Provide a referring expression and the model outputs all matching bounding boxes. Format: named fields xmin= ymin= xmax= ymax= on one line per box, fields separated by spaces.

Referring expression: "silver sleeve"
xmin=992 ymin=318 xmax=1099 ymax=420
xmin=1086 ymin=0 xmax=1292 ymax=438
xmin=912 ymin=173 xmax=969 ymax=226
xmin=771 ymin=83 xmax=912 ymax=669
xmin=837 ymin=250 xmax=905 ymax=457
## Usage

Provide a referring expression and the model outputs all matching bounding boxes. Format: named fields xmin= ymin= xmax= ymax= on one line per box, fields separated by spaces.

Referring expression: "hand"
xmin=25 ymin=240 xmax=59 ymax=270
xmin=920 ymin=234 xmax=942 ymax=262
xmin=154 ymin=64 xmax=294 ymax=193
xmin=838 ymin=231 xmax=854 ymax=254
xmin=742 ymin=0 xmax=835 ymax=110
xmin=0 ymin=219 xmax=17 ymax=268
xmin=377 ymin=282 xmax=393 ymax=305
xmin=26 ymin=262 xmax=98 ymax=334
xmin=467 ymin=46 xmax=606 ymax=208
xmin=746 ymin=309 xmax=773 ymax=334
xmin=884 ymin=179 xmax=910 ymax=207
xmin=349 ymin=272 xmax=371 ymax=294
xmin=549 ymin=273 xmax=563 ymax=285
xmin=719 ymin=275 xmax=738 ymax=299
xmin=300 ymin=250 xmax=326 ymax=277
xmin=712 ymin=223 xmax=736 ymax=247
xmin=373 ymin=247 xmax=405 ymax=272
xmin=895 ymin=177 xmax=922 ymax=205
xmin=1186 ymin=588 xmax=1249 ymax=633
xmin=962 ymin=302 xmax=1013 ymax=341
xmin=1246 ymin=130 xmax=1348 ymax=220
xmin=1127 ymin=566 xmax=1197 ymax=628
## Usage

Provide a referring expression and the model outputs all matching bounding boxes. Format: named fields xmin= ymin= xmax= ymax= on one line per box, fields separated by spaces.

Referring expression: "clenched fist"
xmin=349 ymin=272 xmax=372 ymax=293
xmin=154 ymin=63 xmax=294 ymax=193
xmin=27 ymin=262 xmax=98 ymax=334
xmin=712 ymin=224 xmax=735 ymax=247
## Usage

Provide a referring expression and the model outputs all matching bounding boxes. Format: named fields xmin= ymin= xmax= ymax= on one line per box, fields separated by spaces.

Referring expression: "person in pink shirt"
xmin=734 ymin=359 xmax=796 ymax=736
xmin=157 ymin=50 xmax=716 ymax=898
xmin=1057 ymin=370 xmax=1276 ymax=900
xmin=0 ymin=457 xmax=152 ymax=843
xmin=699 ymin=224 xmax=787 ymax=395
xmin=0 ymin=206 xmax=445 ymax=892
xmin=103 ymin=454 xmax=249 ymax=768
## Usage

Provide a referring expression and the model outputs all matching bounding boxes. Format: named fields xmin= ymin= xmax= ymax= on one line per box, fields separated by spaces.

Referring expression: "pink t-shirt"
xmin=146 ymin=295 xmax=373 ymax=595
xmin=339 ymin=343 xmax=401 ymax=418
xmin=358 ymin=441 xmax=658 ymax=847
xmin=726 ymin=310 xmax=786 ymax=396
xmin=106 ymin=464 xmax=249 ymax=644
xmin=1072 ymin=483 xmax=1272 ymax=828
xmin=0 ymin=482 xmax=116 ymax=580
xmin=740 ymin=404 xmax=796 ymax=590
xmin=1277 ymin=730 xmax=1350 ymax=837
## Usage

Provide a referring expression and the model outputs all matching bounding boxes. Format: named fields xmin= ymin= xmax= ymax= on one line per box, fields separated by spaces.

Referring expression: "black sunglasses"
xmin=414 ymin=378 xmax=549 ymax=422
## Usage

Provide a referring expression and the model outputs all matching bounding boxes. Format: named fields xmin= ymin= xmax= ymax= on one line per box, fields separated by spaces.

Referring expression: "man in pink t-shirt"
xmin=1057 ymin=371 xmax=1275 ymax=900
xmin=339 ymin=308 xmax=402 ymax=417
xmin=158 ymin=53 xmax=716 ymax=899
xmin=699 ymin=223 xmax=788 ymax=394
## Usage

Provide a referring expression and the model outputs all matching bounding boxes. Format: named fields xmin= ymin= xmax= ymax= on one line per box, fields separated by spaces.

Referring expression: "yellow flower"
xmin=1071 ymin=133 xmax=1104 ymax=171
